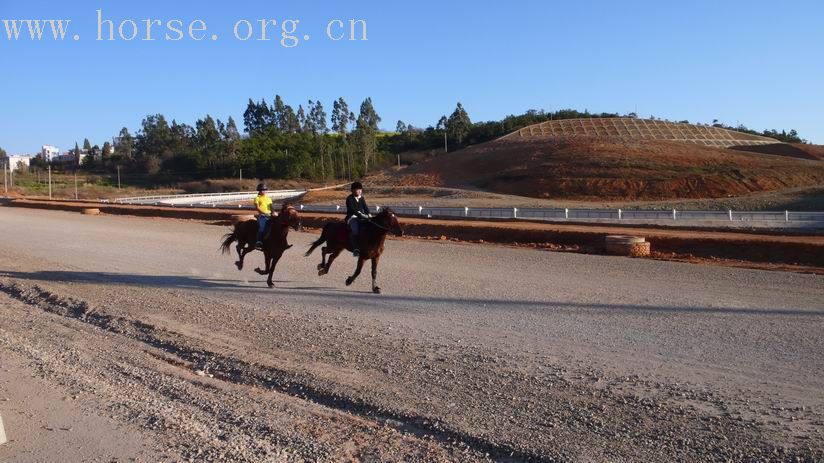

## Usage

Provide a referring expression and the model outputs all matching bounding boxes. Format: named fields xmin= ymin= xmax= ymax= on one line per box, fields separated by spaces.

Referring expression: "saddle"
xmin=334 ymin=225 xmax=349 ymax=243
xmin=333 ymin=221 xmax=357 ymax=252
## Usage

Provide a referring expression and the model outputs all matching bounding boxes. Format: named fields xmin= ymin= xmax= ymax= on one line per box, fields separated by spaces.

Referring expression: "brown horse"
xmin=220 ymin=203 xmax=301 ymax=288
xmin=305 ymin=208 xmax=403 ymax=294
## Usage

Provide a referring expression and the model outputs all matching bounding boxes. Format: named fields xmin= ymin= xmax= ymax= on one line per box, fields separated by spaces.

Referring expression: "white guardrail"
xmin=113 ymin=190 xmax=307 ymax=206
xmin=297 ymin=206 xmax=824 ymax=223
xmin=111 ymin=191 xmax=824 ymax=225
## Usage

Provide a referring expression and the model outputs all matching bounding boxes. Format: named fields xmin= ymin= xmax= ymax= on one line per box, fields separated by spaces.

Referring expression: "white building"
xmin=6 ymin=155 xmax=31 ymax=171
xmin=41 ymin=145 xmax=60 ymax=161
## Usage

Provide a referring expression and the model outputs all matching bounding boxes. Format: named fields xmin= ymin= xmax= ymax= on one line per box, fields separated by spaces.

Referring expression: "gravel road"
xmin=0 ymin=207 xmax=822 ymax=462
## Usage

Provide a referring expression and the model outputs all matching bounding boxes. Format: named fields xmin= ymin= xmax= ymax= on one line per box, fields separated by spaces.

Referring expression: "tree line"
xmin=21 ymin=101 xmax=809 ymax=182
xmin=709 ymin=120 xmax=805 ymax=144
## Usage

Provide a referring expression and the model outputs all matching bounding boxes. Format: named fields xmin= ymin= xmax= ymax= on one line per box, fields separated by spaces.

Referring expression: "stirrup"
xmin=255 ymin=241 xmax=263 ymax=250
xmin=352 ymin=248 xmax=360 ymax=257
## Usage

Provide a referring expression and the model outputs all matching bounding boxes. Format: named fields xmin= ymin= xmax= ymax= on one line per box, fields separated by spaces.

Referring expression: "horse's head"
xmin=376 ymin=208 xmax=404 ymax=237
xmin=280 ymin=202 xmax=302 ymax=231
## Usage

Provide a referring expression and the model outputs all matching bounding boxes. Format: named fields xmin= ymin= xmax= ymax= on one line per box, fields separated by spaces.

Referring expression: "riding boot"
xmin=349 ymin=234 xmax=360 ymax=257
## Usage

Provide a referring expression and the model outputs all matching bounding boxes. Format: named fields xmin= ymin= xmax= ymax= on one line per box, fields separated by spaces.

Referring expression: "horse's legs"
xmin=319 ymin=249 xmax=341 ymax=276
xmin=371 ymin=256 xmax=381 ymax=294
xmin=236 ymin=243 xmax=253 ymax=271
xmin=266 ymin=252 xmax=284 ymax=288
xmin=254 ymin=250 xmax=270 ymax=275
xmin=345 ymin=257 xmax=365 ymax=287
xmin=317 ymin=246 xmax=328 ymax=271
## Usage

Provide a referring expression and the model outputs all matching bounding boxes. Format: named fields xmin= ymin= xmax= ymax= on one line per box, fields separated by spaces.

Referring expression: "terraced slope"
xmin=503 ymin=118 xmax=779 ymax=148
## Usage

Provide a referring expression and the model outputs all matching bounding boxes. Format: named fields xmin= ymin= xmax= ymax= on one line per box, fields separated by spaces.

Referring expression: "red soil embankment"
xmin=399 ymin=139 xmax=824 ymax=201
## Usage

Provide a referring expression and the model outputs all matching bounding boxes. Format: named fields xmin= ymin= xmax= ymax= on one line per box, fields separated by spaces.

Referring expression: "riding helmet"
xmin=257 ymin=183 xmax=268 ymax=192
xmin=351 ymin=181 xmax=363 ymax=192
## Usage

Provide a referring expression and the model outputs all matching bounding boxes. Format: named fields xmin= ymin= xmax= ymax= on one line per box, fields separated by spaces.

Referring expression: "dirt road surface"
xmin=0 ymin=207 xmax=822 ymax=462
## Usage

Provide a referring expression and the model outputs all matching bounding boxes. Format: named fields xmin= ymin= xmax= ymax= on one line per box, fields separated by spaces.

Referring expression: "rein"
xmin=367 ymin=220 xmax=390 ymax=231
xmin=366 ymin=216 xmax=395 ymax=232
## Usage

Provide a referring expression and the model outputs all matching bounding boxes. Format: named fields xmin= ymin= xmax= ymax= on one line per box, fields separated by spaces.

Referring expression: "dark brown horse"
xmin=221 ymin=203 xmax=301 ymax=288
xmin=305 ymin=208 xmax=403 ymax=294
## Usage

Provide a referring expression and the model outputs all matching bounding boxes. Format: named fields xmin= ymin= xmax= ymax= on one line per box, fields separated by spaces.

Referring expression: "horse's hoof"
xmin=345 ymin=277 xmax=353 ymax=286
xmin=254 ymin=268 xmax=265 ymax=275
xmin=372 ymin=287 xmax=382 ymax=294
xmin=268 ymin=282 xmax=275 ymax=288
xmin=317 ymin=263 xmax=324 ymax=271
xmin=235 ymin=262 xmax=243 ymax=270
xmin=318 ymin=269 xmax=327 ymax=276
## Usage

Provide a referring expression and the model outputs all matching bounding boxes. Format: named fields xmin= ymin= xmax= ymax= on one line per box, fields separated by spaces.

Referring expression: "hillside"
xmin=395 ymin=138 xmax=824 ymax=201
xmin=502 ymin=117 xmax=779 ymax=148
xmin=729 ymin=143 xmax=824 ymax=161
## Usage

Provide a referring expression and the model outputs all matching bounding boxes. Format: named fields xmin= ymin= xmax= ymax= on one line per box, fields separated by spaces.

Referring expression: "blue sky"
xmin=1 ymin=0 xmax=823 ymax=154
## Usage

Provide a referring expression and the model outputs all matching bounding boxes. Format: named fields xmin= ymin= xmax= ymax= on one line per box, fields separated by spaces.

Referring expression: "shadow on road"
xmin=2 ymin=269 xmax=823 ymax=317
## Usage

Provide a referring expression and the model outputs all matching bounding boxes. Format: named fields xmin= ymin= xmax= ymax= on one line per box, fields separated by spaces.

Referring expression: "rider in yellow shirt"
xmin=254 ymin=183 xmax=274 ymax=249
xmin=254 ymin=183 xmax=293 ymax=250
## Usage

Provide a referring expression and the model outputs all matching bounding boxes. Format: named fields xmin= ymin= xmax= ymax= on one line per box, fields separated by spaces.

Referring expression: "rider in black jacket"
xmin=345 ymin=181 xmax=371 ymax=257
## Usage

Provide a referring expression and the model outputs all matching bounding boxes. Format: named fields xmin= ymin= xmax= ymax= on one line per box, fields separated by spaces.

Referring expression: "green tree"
xmin=358 ymin=97 xmax=381 ymax=130
xmin=447 ymin=102 xmax=472 ymax=145
xmin=83 ymin=138 xmax=92 ymax=153
xmin=331 ymin=97 xmax=351 ymax=135
xmin=30 ymin=154 xmax=48 ymax=170
xmin=272 ymin=95 xmax=287 ymax=131
xmin=243 ymin=99 xmax=271 ymax=134
xmin=436 ymin=116 xmax=448 ymax=131
xmin=283 ymin=105 xmax=301 ymax=133
xmin=352 ymin=98 xmax=382 ymax=173
xmin=297 ymin=105 xmax=307 ymax=133
xmin=196 ymin=115 xmax=222 ymax=172
xmin=308 ymin=100 xmax=329 ymax=179
xmin=114 ymin=127 xmax=134 ymax=160
xmin=135 ymin=114 xmax=174 ymax=174
xmin=331 ymin=98 xmax=354 ymax=178
xmin=222 ymin=117 xmax=241 ymax=162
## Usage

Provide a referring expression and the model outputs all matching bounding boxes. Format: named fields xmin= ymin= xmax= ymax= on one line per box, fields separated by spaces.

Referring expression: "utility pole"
xmin=74 ymin=171 xmax=78 ymax=200
xmin=3 ymin=162 xmax=7 ymax=194
xmin=397 ymin=153 xmax=401 ymax=168
xmin=444 ymin=132 xmax=448 ymax=153
xmin=117 ymin=166 xmax=121 ymax=189
xmin=239 ymin=168 xmax=242 ymax=183
xmin=47 ymin=165 xmax=52 ymax=199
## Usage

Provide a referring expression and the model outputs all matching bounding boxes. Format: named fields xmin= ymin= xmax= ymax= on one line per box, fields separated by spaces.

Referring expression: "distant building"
xmin=53 ymin=151 xmax=84 ymax=166
xmin=7 ymin=155 xmax=31 ymax=171
xmin=41 ymin=145 xmax=60 ymax=161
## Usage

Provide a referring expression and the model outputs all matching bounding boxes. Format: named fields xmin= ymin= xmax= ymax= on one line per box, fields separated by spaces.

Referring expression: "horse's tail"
xmin=305 ymin=224 xmax=330 ymax=257
xmin=220 ymin=228 xmax=238 ymax=255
